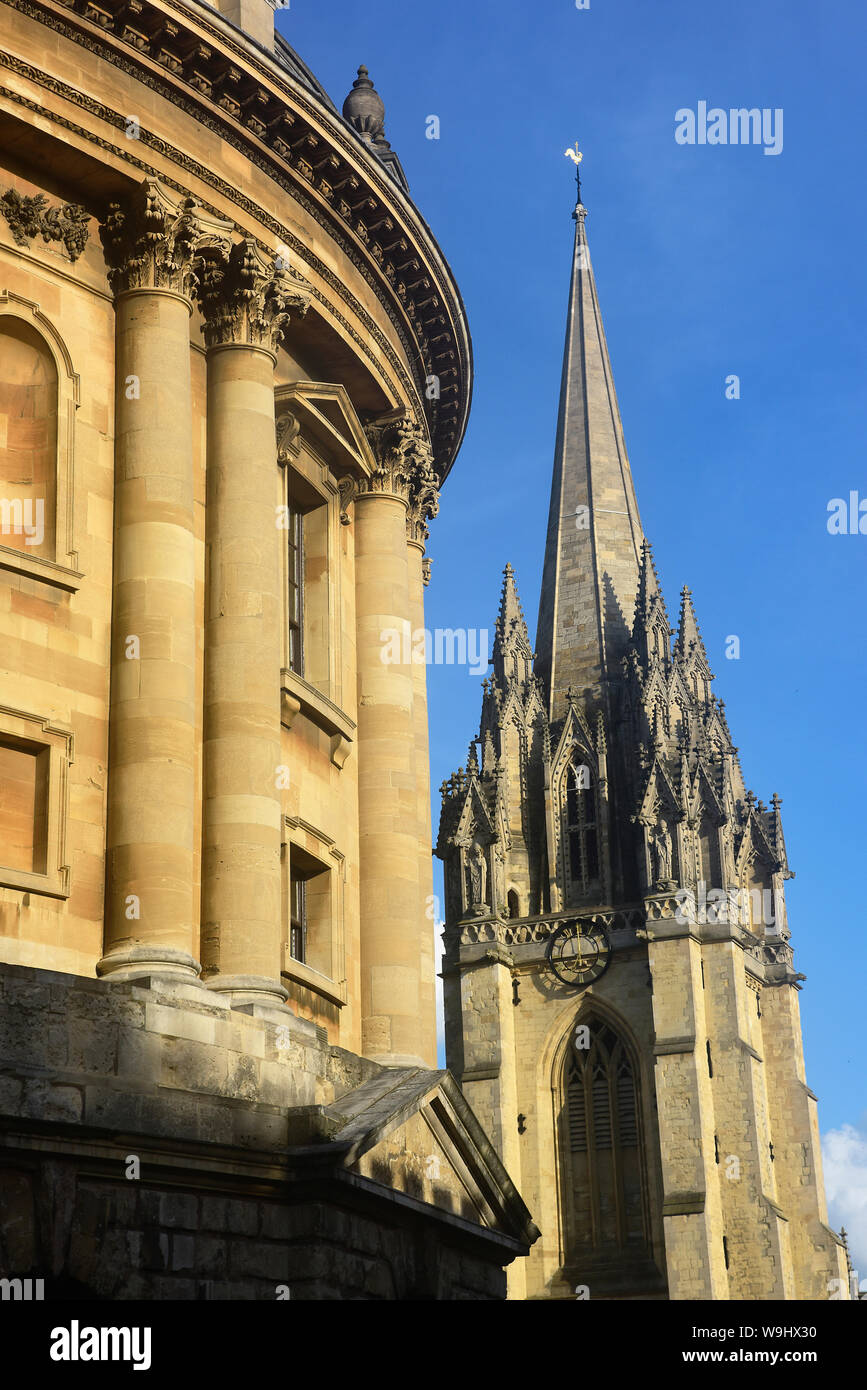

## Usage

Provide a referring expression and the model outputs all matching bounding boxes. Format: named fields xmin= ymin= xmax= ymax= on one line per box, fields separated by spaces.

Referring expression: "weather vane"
xmin=564 ymin=141 xmax=583 ymax=200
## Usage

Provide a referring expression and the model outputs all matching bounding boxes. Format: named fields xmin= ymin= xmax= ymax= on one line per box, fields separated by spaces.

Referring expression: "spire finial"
xmin=564 ymin=141 xmax=584 ymax=208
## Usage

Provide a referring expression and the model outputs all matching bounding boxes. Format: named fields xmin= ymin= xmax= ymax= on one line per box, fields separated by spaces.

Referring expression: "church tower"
xmin=437 ymin=168 xmax=848 ymax=1300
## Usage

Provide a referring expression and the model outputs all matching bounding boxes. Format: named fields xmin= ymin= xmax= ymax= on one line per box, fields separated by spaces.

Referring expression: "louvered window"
xmin=561 ymin=1017 xmax=646 ymax=1259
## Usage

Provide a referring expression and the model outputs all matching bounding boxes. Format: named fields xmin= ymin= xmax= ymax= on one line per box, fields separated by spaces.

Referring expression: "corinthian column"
xmin=356 ymin=418 xmax=435 ymax=1066
xmin=197 ymin=240 xmax=309 ymax=1012
xmin=406 ymin=458 xmax=440 ymax=1068
xmin=98 ymin=179 xmax=231 ymax=983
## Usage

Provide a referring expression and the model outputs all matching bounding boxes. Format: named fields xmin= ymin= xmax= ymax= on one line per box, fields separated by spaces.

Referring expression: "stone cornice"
xmin=0 ymin=0 xmax=470 ymax=477
xmin=0 ymin=58 xmax=405 ymax=426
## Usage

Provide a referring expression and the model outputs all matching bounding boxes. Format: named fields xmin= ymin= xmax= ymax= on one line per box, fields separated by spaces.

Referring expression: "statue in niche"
xmin=491 ymin=843 xmax=505 ymax=916
xmin=466 ymin=841 xmax=489 ymax=913
xmin=652 ymin=818 xmax=674 ymax=888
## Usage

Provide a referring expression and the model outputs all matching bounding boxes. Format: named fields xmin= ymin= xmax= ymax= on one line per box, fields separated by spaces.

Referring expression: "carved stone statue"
xmin=653 ymin=818 xmax=673 ymax=886
xmin=466 ymin=842 xmax=488 ymax=909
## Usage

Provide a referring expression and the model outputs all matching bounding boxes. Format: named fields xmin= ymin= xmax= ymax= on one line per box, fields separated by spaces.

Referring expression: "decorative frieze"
xmin=457 ymin=907 xmax=644 ymax=949
xmin=0 ymin=187 xmax=89 ymax=261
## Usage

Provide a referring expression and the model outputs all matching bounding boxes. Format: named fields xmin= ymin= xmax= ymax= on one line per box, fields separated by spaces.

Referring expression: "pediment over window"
xmin=274 ymin=381 xmax=375 ymax=479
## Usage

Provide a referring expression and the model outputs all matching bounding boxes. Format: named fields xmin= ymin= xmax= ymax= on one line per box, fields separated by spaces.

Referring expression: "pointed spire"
xmin=633 ymin=540 xmax=665 ymax=627
xmin=492 ymin=562 xmax=533 ymax=687
xmin=674 ymin=585 xmax=709 ymax=663
xmin=631 ymin=540 xmax=672 ymax=667
xmin=535 ymin=172 xmax=644 ymax=719
xmin=481 ymin=727 xmax=497 ymax=776
xmin=495 ymin=562 xmax=529 ymax=643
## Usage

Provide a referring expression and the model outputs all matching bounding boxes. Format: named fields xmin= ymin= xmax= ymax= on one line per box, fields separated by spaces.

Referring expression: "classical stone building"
xmin=0 ymin=0 xmax=537 ymax=1297
xmin=437 ymin=178 xmax=849 ymax=1300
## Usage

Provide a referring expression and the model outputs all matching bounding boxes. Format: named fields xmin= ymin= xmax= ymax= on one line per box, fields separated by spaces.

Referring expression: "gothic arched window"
xmin=698 ymin=810 xmax=720 ymax=889
xmin=507 ymin=889 xmax=520 ymax=920
xmin=562 ymin=758 xmax=598 ymax=901
xmin=561 ymin=1016 xmax=648 ymax=1273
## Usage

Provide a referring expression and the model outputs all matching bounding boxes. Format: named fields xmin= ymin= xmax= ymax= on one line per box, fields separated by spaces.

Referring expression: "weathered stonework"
xmin=0 ymin=0 xmax=534 ymax=1298
xmin=0 ymin=962 xmax=534 ymax=1298
xmin=438 ymin=199 xmax=848 ymax=1301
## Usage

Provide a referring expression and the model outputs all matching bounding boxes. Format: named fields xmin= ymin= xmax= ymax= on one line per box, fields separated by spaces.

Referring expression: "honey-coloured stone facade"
xmin=0 ymin=0 xmax=537 ymax=1297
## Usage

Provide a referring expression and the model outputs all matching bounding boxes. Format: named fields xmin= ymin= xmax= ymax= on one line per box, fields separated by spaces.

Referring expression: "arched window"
xmin=562 ymin=758 xmax=598 ymax=902
xmin=507 ymin=889 xmax=520 ymax=920
xmin=560 ymin=1016 xmax=649 ymax=1276
xmin=742 ymin=851 xmax=771 ymax=934
xmin=698 ymin=811 xmax=720 ymax=889
xmin=0 ymin=317 xmax=57 ymax=560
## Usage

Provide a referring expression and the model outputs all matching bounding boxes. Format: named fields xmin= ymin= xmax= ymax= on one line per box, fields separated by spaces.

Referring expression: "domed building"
xmin=0 ymin=0 xmax=537 ymax=1298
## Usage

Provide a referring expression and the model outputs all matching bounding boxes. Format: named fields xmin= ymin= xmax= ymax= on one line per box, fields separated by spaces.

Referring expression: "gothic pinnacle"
xmin=674 ymin=584 xmax=711 ymax=671
xmin=496 ymin=562 xmax=528 ymax=639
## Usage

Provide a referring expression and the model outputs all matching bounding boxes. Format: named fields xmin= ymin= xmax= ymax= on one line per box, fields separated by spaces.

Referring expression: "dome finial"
xmin=343 ymin=64 xmax=386 ymax=143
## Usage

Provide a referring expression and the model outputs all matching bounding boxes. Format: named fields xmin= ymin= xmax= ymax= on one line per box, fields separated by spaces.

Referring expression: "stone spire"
xmin=535 ymin=181 xmax=644 ymax=721
xmin=631 ymin=538 xmax=672 ymax=669
xmin=673 ymin=584 xmax=708 ymax=664
xmin=492 ymin=562 xmax=533 ymax=688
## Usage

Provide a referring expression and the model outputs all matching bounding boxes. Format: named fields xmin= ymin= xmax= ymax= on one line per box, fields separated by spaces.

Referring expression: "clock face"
xmin=546 ymin=919 xmax=611 ymax=989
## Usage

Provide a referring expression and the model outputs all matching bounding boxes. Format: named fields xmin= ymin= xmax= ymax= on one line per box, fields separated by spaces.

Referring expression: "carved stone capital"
xmin=361 ymin=418 xmax=439 ymax=531
xmin=406 ymin=463 xmax=439 ymax=544
xmin=100 ymin=177 xmax=232 ymax=298
xmin=197 ymin=237 xmax=310 ymax=352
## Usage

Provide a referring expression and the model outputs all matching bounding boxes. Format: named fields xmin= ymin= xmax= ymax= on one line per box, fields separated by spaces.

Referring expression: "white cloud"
xmin=822 ymin=1116 xmax=867 ymax=1287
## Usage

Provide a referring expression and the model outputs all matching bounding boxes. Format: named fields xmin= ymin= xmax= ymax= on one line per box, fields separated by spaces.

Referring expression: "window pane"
xmin=287 ymin=498 xmax=303 ymax=675
xmin=289 ymin=875 xmax=306 ymax=962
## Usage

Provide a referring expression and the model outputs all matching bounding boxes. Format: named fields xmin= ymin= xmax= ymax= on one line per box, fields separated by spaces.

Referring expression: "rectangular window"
xmin=286 ymin=497 xmax=304 ymax=676
xmin=281 ymin=827 xmax=345 ymax=1006
xmin=0 ymin=738 xmax=49 ymax=874
xmin=0 ymin=708 xmax=72 ymax=898
xmin=289 ymin=873 xmax=307 ymax=964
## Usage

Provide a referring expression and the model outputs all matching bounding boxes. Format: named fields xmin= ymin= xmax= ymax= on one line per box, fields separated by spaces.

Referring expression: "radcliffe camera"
xmin=0 ymin=0 xmax=863 ymax=1354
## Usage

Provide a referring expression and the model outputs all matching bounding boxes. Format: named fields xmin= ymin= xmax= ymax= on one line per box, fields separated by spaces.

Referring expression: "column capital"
xmin=197 ymin=238 xmax=310 ymax=353
xmin=100 ymin=177 xmax=233 ymax=299
xmin=362 ymin=416 xmax=439 ymax=539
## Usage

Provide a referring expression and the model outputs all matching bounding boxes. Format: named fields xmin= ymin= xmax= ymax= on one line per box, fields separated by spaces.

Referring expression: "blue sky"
xmin=281 ymin=0 xmax=867 ymax=1269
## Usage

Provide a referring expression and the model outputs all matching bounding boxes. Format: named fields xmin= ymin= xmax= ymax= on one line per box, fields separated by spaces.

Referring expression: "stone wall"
xmin=0 ymin=962 xmax=528 ymax=1299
